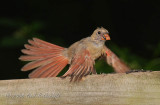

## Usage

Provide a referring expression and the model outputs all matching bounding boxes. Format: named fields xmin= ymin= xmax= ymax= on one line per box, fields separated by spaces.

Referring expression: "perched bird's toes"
xmin=126 ymin=69 xmax=152 ymax=74
xmin=60 ymin=76 xmax=67 ymax=79
xmin=109 ymin=72 xmax=116 ymax=74
xmin=147 ymin=70 xmax=153 ymax=72
xmin=126 ymin=70 xmax=139 ymax=74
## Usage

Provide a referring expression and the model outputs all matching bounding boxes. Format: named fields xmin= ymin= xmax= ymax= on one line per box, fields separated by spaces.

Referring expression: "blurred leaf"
xmin=0 ymin=18 xmax=25 ymax=27
xmin=145 ymin=58 xmax=160 ymax=70
xmin=0 ymin=37 xmax=26 ymax=47
xmin=153 ymin=42 xmax=160 ymax=57
xmin=95 ymin=60 xmax=113 ymax=74
xmin=0 ymin=21 xmax=44 ymax=47
xmin=13 ymin=21 xmax=43 ymax=38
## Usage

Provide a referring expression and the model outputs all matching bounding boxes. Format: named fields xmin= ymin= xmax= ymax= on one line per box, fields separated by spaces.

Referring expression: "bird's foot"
xmin=126 ymin=69 xmax=152 ymax=74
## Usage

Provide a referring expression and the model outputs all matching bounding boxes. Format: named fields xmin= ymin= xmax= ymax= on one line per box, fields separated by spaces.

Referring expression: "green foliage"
xmin=95 ymin=60 xmax=113 ymax=73
xmin=0 ymin=18 xmax=43 ymax=47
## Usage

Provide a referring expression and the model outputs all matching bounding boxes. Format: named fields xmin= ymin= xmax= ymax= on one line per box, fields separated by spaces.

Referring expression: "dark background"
xmin=0 ymin=0 xmax=160 ymax=80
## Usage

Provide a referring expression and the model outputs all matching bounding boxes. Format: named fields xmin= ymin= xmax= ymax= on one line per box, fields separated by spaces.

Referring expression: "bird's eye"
xmin=97 ymin=31 xmax=101 ymax=34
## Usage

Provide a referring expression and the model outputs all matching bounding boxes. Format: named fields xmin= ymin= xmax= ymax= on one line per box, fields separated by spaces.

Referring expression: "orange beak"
xmin=102 ymin=34 xmax=111 ymax=40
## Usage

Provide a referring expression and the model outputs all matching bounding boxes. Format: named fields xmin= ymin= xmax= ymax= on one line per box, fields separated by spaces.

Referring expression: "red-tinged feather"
xmin=62 ymin=64 xmax=79 ymax=77
xmin=38 ymin=57 xmax=67 ymax=77
xmin=73 ymin=58 xmax=87 ymax=76
xmin=77 ymin=64 xmax=88 ymax=81
xmin=46 ymin=61 xmax=66 ymax=77
xmin=50 ymin=59 xmax=68 ymax=77
xmin=28 ymin=38 xmax=63 ymax=50
xmin=28 ymin=39 xmax=51 ymax=49
xmin=38 ymin=59 xmax=65 ymax=78
xmin=39 ymin=63 xmax=61 ymax=78
xmin=62 ymin=49 xmax=95 ymax=82
xmin=62 ymin=57 xmax=85 ymax=77
xmin=29 ymin=64 xmax=52 ymax=78
xmin=103 ymin=46 xmax=130 ymax=73
xmin=24 ymin=44 xmax=53 ymax=51
xmin=19 ymin=55 xmax=42 ymax=61
xmin=19 ymin=54 xmax=61 ymax=61
xmin=63 ymin=61 xmax=78 ymax=76
xmin=29 ymin=56 xmax=68 ymax=78
xmin=29 ymin=60 xmax=60 ymax=78
xmin=28 ymin=40 xmax=39 ymax=47
xmin=72 ymin=65 xmax=85 ymax=82
xmin=21 ymin=56 xmax=62 ymax=71
xmin=89 ymin=60 xmax=95 ymax=74
xmin=21 ymin=49 xmax=61 ymax=55
xmin=24 ymin=44 xmax=42 ymax=51
xmin=47 ymin=65 xmax=62 ymax=77
xmin=20 ymin=38 xmax=69 ymax=78
xmin=33 ymin=38 xmax=64 ymax=49
xmin=84 ymin=66 xmax=91 ymax=76
xmin=71 ymin=64 xmax=83 ymax=77
xmin=24 ymin=44 xmax=63 ymax=52
xmin=82 ymin=62 xmax=89 ymax=75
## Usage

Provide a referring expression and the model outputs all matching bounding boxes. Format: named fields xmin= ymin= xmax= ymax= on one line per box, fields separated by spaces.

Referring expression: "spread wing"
xmin=62 ymin=49 xmax=96 ymax=82
xmin=103 ymin=46 xmax=130 ymax=73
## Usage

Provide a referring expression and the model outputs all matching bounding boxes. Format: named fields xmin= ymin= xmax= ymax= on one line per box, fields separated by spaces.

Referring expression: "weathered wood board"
xmin=0 ymin=71 xmax=160 ymax=105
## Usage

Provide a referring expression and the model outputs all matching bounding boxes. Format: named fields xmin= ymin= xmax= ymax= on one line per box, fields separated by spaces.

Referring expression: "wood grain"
xmin=0 ymin=71 xmax=160 ymax=105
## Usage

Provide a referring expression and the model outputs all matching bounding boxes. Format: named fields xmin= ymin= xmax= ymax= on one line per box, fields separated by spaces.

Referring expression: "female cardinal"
xmin=19 ymin=27 xmax=130 ymax=82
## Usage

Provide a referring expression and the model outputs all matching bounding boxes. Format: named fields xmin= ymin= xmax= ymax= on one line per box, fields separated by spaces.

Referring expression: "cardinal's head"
xmin=91 ymin=27 xmax=110 ymax=42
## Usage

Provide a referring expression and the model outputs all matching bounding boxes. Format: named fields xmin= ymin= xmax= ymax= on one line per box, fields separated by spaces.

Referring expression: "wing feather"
xmin=103 ymin=46 xmax=130 ymax=73
xmin=62 ymin=50 xmax=95 ymax=82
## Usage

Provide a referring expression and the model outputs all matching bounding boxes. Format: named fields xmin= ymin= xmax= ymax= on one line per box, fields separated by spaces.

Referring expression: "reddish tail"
xmin=19 ymin=38 xmax=68 ymax=78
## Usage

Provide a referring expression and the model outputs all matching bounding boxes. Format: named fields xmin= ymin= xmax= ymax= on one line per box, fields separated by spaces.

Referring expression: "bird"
xmin=19 ymin=27 xmax=130 ymax=82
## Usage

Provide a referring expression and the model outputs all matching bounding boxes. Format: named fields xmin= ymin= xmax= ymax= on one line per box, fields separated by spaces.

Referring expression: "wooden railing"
xmin=1 ymin=71 xmax=160 ymax=105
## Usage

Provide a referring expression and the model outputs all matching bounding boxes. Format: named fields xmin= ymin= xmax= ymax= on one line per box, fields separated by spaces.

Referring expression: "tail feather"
xmin=19 ymin=54 xmax=59 ymax=61
xmin=40 ymin=58 xmax=68 ymax=78
xmin=29 ymin=56 xmax=67 ymax=78
xmin=24 ymin=44 xmax=61 ymax=52
xmin=21 ymin=49 xmax=61 ymax=55
xmin=49 ymin=59 xmax=68 ymax=77
xmin=21 ymin=57 xmax=59 ymax=71
xmin=28 ymin=38 xmax=63 ymax=50
xmin=19 ymin=38 xmax=69 ymax=78
xmin=33 ymin=38 xmax=64 ymax=49
xmin=29 ymin=60 xmax=59 ymax=78
xmin=39 ymin=59 xmax=63 ymax=77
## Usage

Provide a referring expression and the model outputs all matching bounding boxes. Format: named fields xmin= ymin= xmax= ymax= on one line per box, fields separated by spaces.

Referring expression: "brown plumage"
xmin=19 ymin=27 xmax=130 ymax=82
